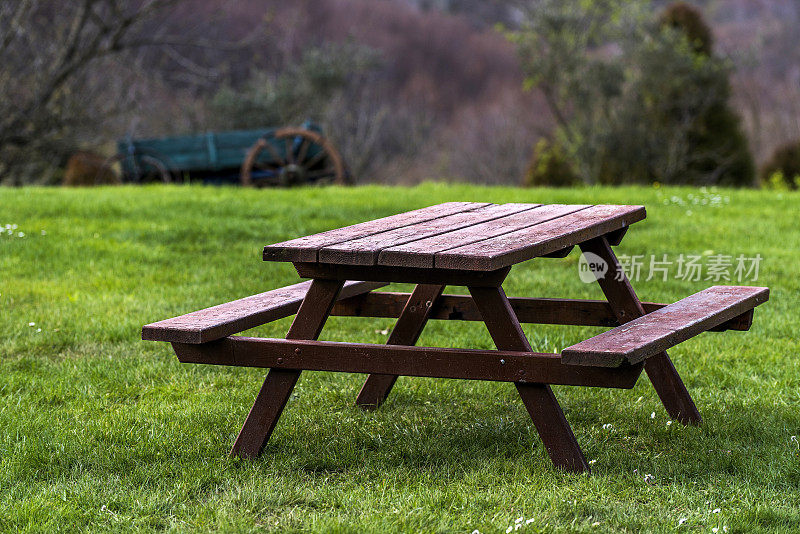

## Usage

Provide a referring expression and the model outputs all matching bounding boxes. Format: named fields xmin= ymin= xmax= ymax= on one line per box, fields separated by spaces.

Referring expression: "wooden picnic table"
xmin=143 ymin=202 xmax=769 ymax=473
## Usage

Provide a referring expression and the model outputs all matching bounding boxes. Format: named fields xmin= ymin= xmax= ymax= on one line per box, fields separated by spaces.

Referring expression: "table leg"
xmin=579 ymin=237 xmax=702 ymax=424
xmin=469 ymin=285 xmax=590 ymax=473
xmin=355 ymin=283 xmax=445 ymax=409
xmin=230 ymin=278 xmax=345 ymax=458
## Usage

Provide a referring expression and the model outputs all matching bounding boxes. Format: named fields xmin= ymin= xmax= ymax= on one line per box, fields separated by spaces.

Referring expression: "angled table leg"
xmin=230 ymin=278 xmax=345 ymax=458
xmin=579 ymin=237 xmax=702 ymax=424
xmin=356 ymin=283 xmax=445 ymax=409
xmin=469 ymin=285 xmax=590 ymax=473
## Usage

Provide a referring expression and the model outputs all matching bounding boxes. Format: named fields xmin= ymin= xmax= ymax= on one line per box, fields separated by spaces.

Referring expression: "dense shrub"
xmin=512 ymin=0 xmax=755 ymax=187
xmin=657 ymin=2 xmax=755 ymax=186
xmin=523 ymin=139 xmax=579 ymax=187
xmin=760 ymin=141 xmax=800 ymax=189
xmin=659 ymin=2 xmax=713 ymax=56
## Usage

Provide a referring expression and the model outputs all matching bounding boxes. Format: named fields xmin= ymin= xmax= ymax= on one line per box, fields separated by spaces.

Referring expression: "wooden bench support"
xmin=229 ymin=279 xmax=344 ymax=459
xmin=330 ymin=292 xmax=755 ymax=331
xmin=355 ymin=283 xmax=445 ymax=410
xmin=468 ymin=285 xmax=590 ymax=473
xmin=171 ymin=337 xmax=642 ymax=388
xmin=579 ymin=237 xmax=703 ymax=424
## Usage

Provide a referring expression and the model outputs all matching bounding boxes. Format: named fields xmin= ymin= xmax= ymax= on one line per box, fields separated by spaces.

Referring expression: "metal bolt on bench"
xmin=142 ymin=202 xmax=769 ymax=473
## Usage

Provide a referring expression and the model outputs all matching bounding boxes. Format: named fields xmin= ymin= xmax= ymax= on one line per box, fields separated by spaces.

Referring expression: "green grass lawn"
xmin=1 ymin=184 xmax=798 ymax=533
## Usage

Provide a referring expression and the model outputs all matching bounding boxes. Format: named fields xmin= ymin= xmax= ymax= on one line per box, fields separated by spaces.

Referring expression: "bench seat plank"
xmin=142 ymin=280 xmax=386 ymax=344
xmin=561 ymin=286 xmax=769 ymax=367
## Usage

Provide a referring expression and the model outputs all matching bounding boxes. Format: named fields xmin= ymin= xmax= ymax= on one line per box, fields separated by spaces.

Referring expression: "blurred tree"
xmin=0 ymin=0 xmax=230 ymax=185
xmin=509 ymin=0 xmax=755 ymax=186
xmin=207 ymin=43 xmax=382 ymax=129
xmin=0 ymin=1 xmax=157 ymax=183
xmin=208 ymin=42 xmax=430 ymax=182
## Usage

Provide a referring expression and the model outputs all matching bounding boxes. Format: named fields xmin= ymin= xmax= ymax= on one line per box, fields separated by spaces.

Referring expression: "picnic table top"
xmin=263 ymin=202 xmax=646 ymax=271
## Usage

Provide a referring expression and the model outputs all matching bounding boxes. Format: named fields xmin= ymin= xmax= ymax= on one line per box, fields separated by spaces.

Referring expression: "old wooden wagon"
xmin=106 ymin=122 xmax=348 ymax=186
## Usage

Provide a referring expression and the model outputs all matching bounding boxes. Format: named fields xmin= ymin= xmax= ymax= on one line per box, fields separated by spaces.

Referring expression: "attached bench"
xmin=561 ymin=286 xmax=769 ymax=367
xmin=142 ymin=280 xmax=387 ymax=344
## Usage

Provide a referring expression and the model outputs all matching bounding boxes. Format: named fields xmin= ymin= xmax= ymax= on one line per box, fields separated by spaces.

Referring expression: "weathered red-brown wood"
xmin=579 ymin=237 xmax=702 ymax=424
xmin=355 ymin=284 xmax=445 ymax=409
xmin=437 ymin=205 xmax=646 ymax=271
xmin=468 ymin=285 xmax=590 ymax=473
xmin=319 ymin=203 xmax=536 ymax=266
xmin=141 ymin=280 xmax=386 ymax=344
xmin=329 ymin=292 xmax=756 ymax=331
xmin=377 ymin=204 xmax=587 ymax=268
xmin=294 ymin=262 xmax=511 ymax=287
xmin=229 ymin=278 xmax=344 ymax=459
xmin=141 ymin=202 xmax=771 ymax=471
xmin=562 ymin=285 xmax=769 ymax=367
xmin=263 ymin=202 xmax=488 ymax=263
xmin=171 ymin=337 xmax=643 ymax=388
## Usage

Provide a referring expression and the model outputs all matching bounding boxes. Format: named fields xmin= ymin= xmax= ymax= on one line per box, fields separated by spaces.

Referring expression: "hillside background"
xmin=4 ymin=0 xmax=798 ymax=185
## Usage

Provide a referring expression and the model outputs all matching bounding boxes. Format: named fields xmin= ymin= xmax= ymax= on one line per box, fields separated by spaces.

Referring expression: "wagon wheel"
xmin=240 ymin=128 xmax=348 ymax=187
xmin=98 ymin=151 xmax=174 ymax=184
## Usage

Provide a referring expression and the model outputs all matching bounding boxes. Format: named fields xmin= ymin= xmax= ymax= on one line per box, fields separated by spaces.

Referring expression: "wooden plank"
xmin=141 ymin=280 xmax=386 ymax=344
xmin=436 ymin=205 xmax=647 ymax=271
xmin=263 ymin=202 xmax=489 ymax=263
xmin=329 ymin=292 xmax=756 ymax=331
xmin=318 ymin=203 xmax=536 ymax=266
xmin=468 ymin=285 xmax=591 ymax=473
xmin=579 ymin=236 xmax=701 ymax=424
xmin=561 ymin=286 xmax=770 ymax=367
xmin=293 ymin=262 xmax=511 ymax=287
xmin=355 ymin=284 xmax=445 ymax=409
xmin=230 ymin=278 xmax=344 ymax=459
xmin=171 ymin=337 xmax=642 ymax=389
xmin=378 ymin=204 xmax=589 ymax=268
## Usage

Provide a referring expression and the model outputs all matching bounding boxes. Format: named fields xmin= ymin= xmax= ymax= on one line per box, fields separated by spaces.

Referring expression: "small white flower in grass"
xmin=651 ymin=412 xmax=656 ymax=419
xmin=678 ymin=518 xmax=687 ymax=526
xmin=602 ymin=423 xmax=613 ymax=430
xmin=516 ymin=517 xmax=523 ymax=524
xmin=712 ymin=508 xmax=721 ymax=514
xmin=589 ymin=459 xmax=597 ymax=465
xmin=36 ymin=328 xmax=41 ymax=333
xmin=723 ymin=527 xmax=728 ymax=532
xmin=666 ymin=420 xmax=673 ymax=426
xmin=526 ymin=518 xmax=534 ymax=525
xmin=471 ymin=530 xmax=481 ymax=534
xmin=712 ymin=528 xmax=718 ymax=533
xmin=592 ymin=522 xmax=601 ymax=527
xmin=28 ymin=322 xmax=35 ymax=327
xmin=506 ymin=526 xmax=513 ymax=533
xmin=18 ymin=232 xmax=24 ymax=237
xmin=515 ymin=525 xmax=521 ymax=531
xmin=643 ymin=473 xmax=655 ymax=484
